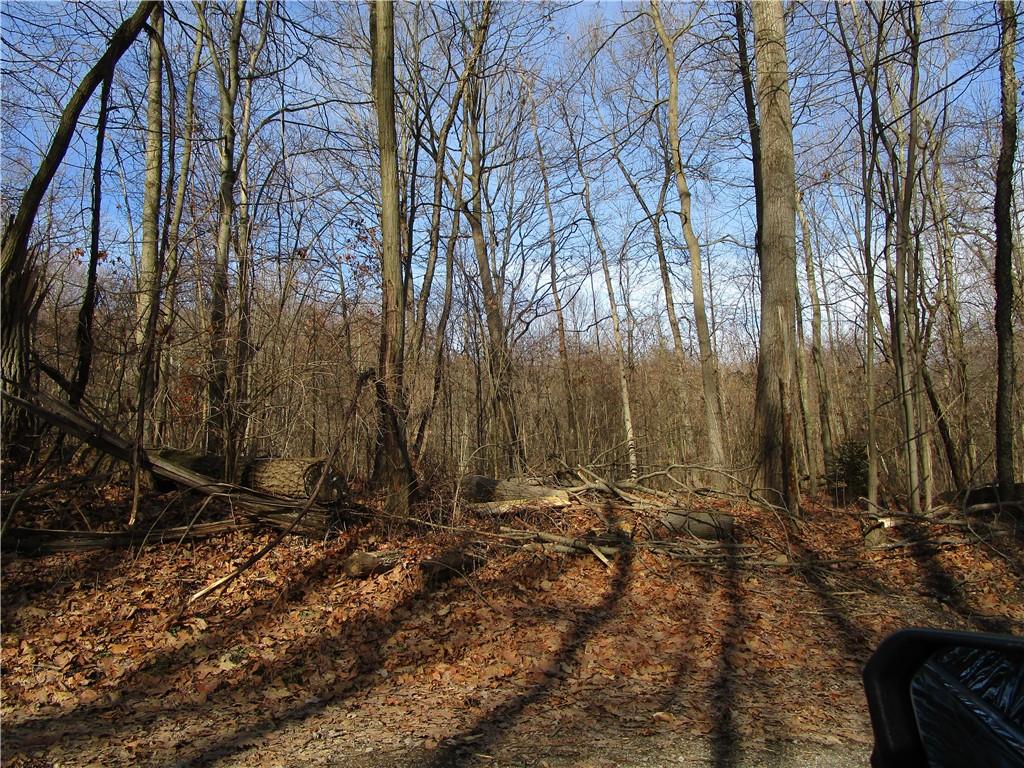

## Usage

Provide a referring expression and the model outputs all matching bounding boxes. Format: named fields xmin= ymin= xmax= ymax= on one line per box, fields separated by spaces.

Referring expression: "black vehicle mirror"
xmin=863 ymin=628 xmax=1024 ymax=768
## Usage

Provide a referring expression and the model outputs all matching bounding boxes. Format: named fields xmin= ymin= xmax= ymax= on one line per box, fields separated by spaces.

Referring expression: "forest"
xmin=1 ymin=1 xmax=1022 ymax=766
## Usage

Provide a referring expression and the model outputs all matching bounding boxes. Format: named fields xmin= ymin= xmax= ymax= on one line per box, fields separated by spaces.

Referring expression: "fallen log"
xmin=154 ymin=450 xmax=345 ymax=503
xmin=460 ymin=475 xmax=570 ymax=510
xmin=2 ymin=520 xmax=255 ymax=555
xmin=342 ymin=550 xmax=402 ymax=579
xmin=3 ymin=390 xmax=341 ymax=537
xmin=659 ymin=509 xmax=735 ymax=541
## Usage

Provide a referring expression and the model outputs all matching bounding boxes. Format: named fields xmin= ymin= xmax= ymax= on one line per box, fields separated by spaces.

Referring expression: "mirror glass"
xmin=910 ymin=645 xmax=1024 ymax=768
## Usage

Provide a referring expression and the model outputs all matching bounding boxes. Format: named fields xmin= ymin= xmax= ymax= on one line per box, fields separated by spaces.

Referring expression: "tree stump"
xmin=342 ymin=550 xmax=402 ymax=579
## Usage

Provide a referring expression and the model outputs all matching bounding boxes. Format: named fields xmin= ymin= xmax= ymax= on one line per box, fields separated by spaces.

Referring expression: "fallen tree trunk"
xmin=659 ymin=509 xmax=735 ymax=541
xmin=2 ymin=519 xmax=255 ymax=555
xmin=154 ymin=450 xmax=345 ymax=503
xmin=460 ymin=475 xmax=570 ymax=509
xmin=2 ymin=390 xmax=341 ymax=536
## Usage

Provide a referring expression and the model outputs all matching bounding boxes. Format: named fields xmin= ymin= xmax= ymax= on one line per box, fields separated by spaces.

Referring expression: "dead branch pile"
xmin=3 ymin=389 xmax=346 ymax=537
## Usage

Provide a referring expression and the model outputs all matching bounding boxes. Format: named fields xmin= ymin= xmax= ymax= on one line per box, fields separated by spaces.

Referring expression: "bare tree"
xmin=1 ymin=0 xmax=156 ymax=464
xmin=650 ymin=0 xmax=726 ymax=470
xmin=995 ymin=0 xmax=1018 ymax=500
xmin=750 ymin=0 xmax=799 ymax=512
xmin=568 ymin=113 xmax=639 ymax=480
xmin=371 ymin=0 xmax=415 ymax=514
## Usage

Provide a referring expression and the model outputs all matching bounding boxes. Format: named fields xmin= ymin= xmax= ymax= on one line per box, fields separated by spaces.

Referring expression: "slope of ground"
xmin=3 ymin=483 xmax=1023 ymax=767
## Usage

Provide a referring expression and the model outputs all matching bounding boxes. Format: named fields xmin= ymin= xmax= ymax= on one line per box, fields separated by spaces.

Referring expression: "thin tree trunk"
xmin=414 ymin=123 xmax=469 ymax=458
xmin=229 ymin=4 xmax=271 ymax=477
xmin=927 ymin=166 xmax=973 ymax=487
xmin=464 ymin=73 xmax=524 ymax=474
xmin=195 ymin=1 xmax=243 ymax=469
xmin=836 ymin=0 xmax=880 ymax=509
xmin=796 ymin=192 xmax=833 ymax=476
xmin=530 ymin=83 xmax=579 ymax=460
xmin=650 ymin=0 xmax=726 ymax=470
xmin=71 ymin=67 xmax=113 ymax=409
xmin=131 ymin=4 xmax=169 ymax=525
xmin=793 ymin=277 xmax=817 ymax=494
xmin=890 ymin=0 xmax=924 ymax=515
xmin=410 ymin=2 xmax=490 ymax=366
xmin=734 ymin=0 xmax=763 ymax=263
xmin=155 ymin=29 xmax=204 ymax=444
xmin=608 ymin=125 xmax=689 ymax=466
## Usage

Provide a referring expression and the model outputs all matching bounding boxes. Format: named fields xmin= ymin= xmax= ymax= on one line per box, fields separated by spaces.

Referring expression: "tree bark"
xmin=995 ymin=0 xmax=1018 ymax=500
xmin=750 ymin=0 xmax=799 ymax=513
xmin=195 ymin=1 xmax=244 ymax=472
xmin=371 ymin=0 xmax=415 ymax=515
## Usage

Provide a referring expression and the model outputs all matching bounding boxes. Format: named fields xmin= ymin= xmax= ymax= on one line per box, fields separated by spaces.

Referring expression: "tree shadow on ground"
xmin=420 ymin=545 xmax=635 ymax=768
xmin=899 ymin=517 xmax=1015 ymax=634
xmin=709 ymin=540 xmax=785 ymax=768
xmin=1 ymin=546 xmax=129 ymax=615
xmin=2 ymin=533 xmax=359 ymax=750
xmin=6 ymin=534 xmax=628 ymax=766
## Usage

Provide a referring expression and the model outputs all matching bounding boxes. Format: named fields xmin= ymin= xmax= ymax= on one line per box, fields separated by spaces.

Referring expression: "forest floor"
xmin=3 ymin=474 xmax=1024 ymax=768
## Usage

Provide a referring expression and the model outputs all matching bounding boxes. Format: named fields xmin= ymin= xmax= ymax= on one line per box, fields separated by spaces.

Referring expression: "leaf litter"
xmin=3 ymin=483 xmax=1023 ymax=767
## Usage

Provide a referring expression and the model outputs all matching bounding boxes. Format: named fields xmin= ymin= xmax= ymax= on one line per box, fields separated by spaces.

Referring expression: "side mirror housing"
xmin=863 ymin=628 xmax=1024 ymax=768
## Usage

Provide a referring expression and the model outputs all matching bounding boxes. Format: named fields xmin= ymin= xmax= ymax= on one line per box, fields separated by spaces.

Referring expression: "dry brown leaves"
xmin=3 ymin=486 xmax=1023 ymax=767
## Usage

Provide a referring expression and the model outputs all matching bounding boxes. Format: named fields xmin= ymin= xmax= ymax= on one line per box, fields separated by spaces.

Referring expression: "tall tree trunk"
xmin=414 ymin=123 xmax=469 ymax=458
xmin=229 ymin=3 xmax=271 ymax=473
xmin=195 ymin=0 xmax=243 ymax=471
xmin=650 ymin=0 xmax=726 ymax=470
xmin=927 ymin=166 xmax=973 ymax=488
xmin=836 ymin=0 xmax=880 ymax=510
xmin=410 ymin=2 xmax=490 ymax=368
xmin=890 ymin=0 xmax=924 ymax=515
xmin=793 ymin=275 xmax=817 ymax=495
xmin=995 ymin=0 xmax=1018 ymax=499
xmin=371 ymin=0 xmax=415 ymax=514
xmin=131 ymin=4 xmax=173 ymax=525
xmin=750 ymin=0 xmax=799 ymax=513
xmin=135 ymin=3 xmax=163 ymax=439
xmin=734 ymin=0 xmax=763 ymax=264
